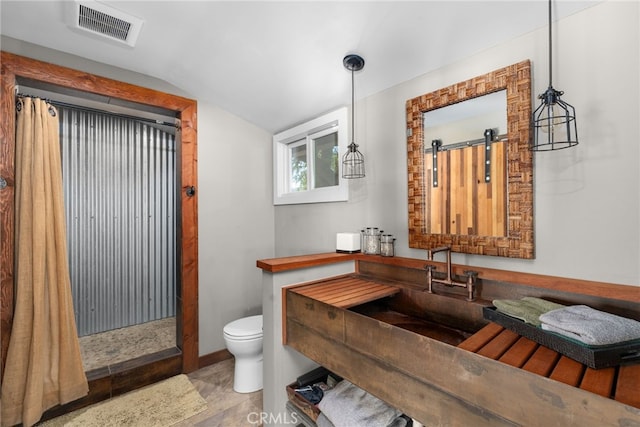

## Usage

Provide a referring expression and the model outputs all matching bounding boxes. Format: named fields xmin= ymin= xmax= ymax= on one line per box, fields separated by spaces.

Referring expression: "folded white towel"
xmin=539 ymin=305 xmax=640 ymax=346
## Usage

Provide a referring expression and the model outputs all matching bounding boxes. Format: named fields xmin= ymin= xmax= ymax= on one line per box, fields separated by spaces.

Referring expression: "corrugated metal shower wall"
xmin=58 ymin=106 xmax=177 ymax=337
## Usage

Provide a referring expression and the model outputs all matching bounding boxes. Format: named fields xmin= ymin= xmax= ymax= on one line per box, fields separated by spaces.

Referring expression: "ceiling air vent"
xmin=68 ymin=0 xmax=143 ymax=47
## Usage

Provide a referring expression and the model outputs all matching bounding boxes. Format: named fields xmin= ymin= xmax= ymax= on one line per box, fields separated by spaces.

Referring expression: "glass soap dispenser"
xmin=362 ymin=227 xmax=382 ymax=255
xmin=380 ymin=234 xmax=395 ymax=257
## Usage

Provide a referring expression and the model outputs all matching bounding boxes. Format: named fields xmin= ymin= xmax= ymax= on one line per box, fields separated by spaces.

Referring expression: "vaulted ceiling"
xmin=1 ymin=1 xmax=599 ymax=133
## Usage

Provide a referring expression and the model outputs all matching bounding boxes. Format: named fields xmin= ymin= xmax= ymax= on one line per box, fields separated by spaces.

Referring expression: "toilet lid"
xmin=224 ymin=315 xmax=263 ymax=338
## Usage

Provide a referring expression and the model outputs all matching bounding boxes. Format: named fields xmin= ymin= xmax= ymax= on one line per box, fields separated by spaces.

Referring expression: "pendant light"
xmin=531 ymin=0 xmax=578 ymax=151
xmin=342 ymin=54 xmax=365 ymax=179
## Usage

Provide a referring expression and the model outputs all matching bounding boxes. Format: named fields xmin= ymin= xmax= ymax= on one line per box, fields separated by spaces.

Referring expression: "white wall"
xmin=275 ymin=0 xmax=640 ymax=287
xmin=1 ymin=36 xmax=189 ymax=98
xmin=197 ymin=102 xmax=273 ymax=354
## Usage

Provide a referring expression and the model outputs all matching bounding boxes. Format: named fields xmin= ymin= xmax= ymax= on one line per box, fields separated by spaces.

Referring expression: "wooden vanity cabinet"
xmin=285 ymin=278 xmax=640 ymax=426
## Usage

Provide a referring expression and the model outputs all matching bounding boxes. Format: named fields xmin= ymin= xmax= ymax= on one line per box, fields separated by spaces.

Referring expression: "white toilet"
xmin=223 ymin=314 xmax=263 ymax=393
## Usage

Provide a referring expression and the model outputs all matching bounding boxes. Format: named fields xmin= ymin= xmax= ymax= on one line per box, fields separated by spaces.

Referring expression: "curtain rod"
xmin=16 ymin=92 xmax=180 ymax=130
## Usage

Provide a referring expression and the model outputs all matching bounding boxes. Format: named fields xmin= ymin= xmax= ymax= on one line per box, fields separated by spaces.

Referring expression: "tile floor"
xmin=78 ymin=318 xmax=264 ymax=426
xmin=177 ymin=358 xmax=264 ymax=427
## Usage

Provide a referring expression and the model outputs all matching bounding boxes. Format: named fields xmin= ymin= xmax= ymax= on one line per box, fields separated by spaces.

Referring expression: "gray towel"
xmin=318 ymin=381 xmax=406 ymax=427
xmin=540 ymin=305 xmax=640 ymax=346
xmin=493 ymin=297 xmax=565 ymax=327
xmin=317 ymin=412 xmax=335 ymax=427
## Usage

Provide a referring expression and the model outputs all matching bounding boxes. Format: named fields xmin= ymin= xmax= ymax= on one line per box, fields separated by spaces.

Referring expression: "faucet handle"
xmin=463 ymin=270 xmax=478 ymax=301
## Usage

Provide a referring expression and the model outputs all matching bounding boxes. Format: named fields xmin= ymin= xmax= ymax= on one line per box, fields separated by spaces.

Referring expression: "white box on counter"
xmin=336 ymin=232 xmax=361 ymax=253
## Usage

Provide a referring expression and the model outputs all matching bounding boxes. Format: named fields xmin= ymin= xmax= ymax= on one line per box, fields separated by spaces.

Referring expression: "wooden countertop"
xmin=258 ymin=253 xmax=640 ymax=304
xmin=256 ymin=252 xmax=422 ymax=273
xmin=256 ymin=252 xmax=358 ymax=273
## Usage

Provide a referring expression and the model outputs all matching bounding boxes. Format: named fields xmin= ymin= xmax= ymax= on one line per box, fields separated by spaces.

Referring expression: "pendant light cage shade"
xmin=342 ymin=54 xmax=366 ymax=179
xmin=532 ymin=87 xmax=579 ymax=151
xmin=342 ymin=141 xmax=365 ymax=179
xmin=531 ymin=0 xmax=578 ymax=151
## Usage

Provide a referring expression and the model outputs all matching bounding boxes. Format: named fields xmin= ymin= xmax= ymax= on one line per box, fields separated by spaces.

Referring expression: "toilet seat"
xmin=224 ymin=315 xmax=263 ymax=340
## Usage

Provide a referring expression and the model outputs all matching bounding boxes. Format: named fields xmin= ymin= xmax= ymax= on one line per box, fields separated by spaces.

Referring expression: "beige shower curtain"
xmin=1 ymin=97 xmax=88 ymax=427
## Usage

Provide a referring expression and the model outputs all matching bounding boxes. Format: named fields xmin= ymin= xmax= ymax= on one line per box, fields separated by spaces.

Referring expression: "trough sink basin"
xmin=350 ymin=300 xmax=473 ymax=346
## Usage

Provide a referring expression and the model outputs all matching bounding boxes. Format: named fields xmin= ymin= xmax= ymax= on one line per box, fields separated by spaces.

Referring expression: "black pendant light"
xmin=342 ymin=54 xmax=365 ymax=179
xmin=531 ymin=0 xmax=578 ymax=151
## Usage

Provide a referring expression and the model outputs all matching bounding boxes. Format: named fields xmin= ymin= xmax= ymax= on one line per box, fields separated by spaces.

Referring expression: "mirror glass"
xmin=424 ymin=90 xmax=506 ymax=148
xmin=406 ymin=61 xmax=534 ymax=259
xmin=423 ymin=90 xmax=507 ymax=237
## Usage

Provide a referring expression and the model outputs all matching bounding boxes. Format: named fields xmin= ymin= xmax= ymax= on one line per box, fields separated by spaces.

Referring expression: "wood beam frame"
xmin=0 ymin=51 xmax=199 ymax=376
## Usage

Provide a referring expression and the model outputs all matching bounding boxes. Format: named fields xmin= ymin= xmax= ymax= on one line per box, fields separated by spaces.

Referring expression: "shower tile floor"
xmin=79 ymin=317 xmax=176 ymax=372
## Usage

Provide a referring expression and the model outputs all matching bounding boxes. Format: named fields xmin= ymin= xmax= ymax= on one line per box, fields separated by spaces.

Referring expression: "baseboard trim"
xmin=199 ymin=348 xmax=232 ymax=369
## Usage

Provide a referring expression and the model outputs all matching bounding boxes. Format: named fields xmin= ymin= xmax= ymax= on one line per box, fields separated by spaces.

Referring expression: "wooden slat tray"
xmin=483 ymin=307 xmax=640 ymax=369
xmin=291 ymin=276 xmax=399 ymax=308
xmin=459 ymin=322 xmax=640 ymax=410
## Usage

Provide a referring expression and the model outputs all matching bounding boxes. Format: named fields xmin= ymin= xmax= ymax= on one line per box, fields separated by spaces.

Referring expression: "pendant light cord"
xmin=547 ymin=0 xmax=553 ymax=87
xmin=351 ymin=67 xmax=355 ymax=143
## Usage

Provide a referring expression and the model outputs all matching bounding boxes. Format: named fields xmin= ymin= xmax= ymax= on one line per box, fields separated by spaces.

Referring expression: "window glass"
xmin=289 ymin=140 xmax=307 ymax=192
xmin=313 ymin=132 xmax=338 ymax=189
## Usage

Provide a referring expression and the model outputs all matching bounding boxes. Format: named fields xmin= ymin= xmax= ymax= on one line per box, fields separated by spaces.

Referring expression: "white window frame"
xmin=273 ymin=107 xmax=348 ymax=205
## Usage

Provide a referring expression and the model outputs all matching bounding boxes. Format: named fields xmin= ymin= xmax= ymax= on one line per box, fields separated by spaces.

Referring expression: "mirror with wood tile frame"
xmin=406 ymin=60 xmax=534 ymax=259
